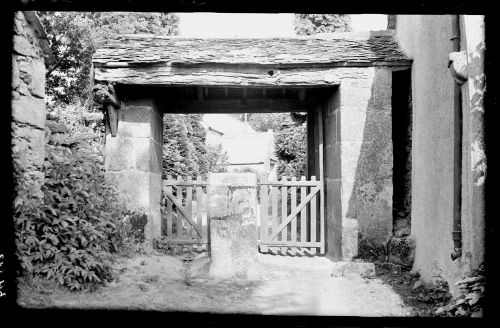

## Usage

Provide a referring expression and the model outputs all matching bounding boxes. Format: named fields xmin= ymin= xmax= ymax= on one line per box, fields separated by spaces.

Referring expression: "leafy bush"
xmin=275 ymin=123 xmax=307 ymax=179
xmin=235 ymin=113 xmax=307 ymax=180
xmin=114 ymin=211 xmax=148 ymax=255
xmin=14 ymin=140 xmax=133 ymax=291
xmin=206 ymin=144 xmax=229 ymax=173
xmin=436 ymin=265 xmax=485 ymax=317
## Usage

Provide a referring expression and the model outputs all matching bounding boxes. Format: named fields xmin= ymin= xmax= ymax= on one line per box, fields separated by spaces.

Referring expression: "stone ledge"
xmin=330 ymin=261 xmax=376 ymax=278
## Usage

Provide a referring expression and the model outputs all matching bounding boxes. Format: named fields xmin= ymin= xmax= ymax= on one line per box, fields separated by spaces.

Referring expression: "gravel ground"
xmin=18 ymin=252 xmax=411 ymax=316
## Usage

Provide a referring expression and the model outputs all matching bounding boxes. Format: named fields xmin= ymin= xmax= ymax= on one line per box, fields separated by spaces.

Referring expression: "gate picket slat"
xmin=290 ymin=177 xmax=297 ymax=253
xmin=176 ymin=176 xmax=183 ymax=239
xmin=260 ymin=177 xmax=269 ymax=252
xmin=310 ymin=176 xmax=317 ymax=255
xmin=186 ymin=177 xmax=193 ymax=240
xmin=267 ymin=186 xmax=320 ymax=240
xmin=163 ymin=173 xmax=323 ymax=256
xmin=271 ymin=185 xmax=278 ymax=240
xmin=205 ymin=181 xmax=210 ymax=245
xmin=166 ymin=175 xmax=173 ymax=239
xmin=300 ymin=176 xmax=307 ymax=242
xmin=281 ymin=176 xmax=288 ymax=253
xmin=196 ymin=176 xmax=203 ymax=242
xmin=165 ymin=191 xmax=204 ymax=238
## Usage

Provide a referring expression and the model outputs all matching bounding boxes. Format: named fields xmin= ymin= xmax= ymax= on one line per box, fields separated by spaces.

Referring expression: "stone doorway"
xmin=92 ymin=32 xmax=412 ymax=261
xmin=147 ymin=84 xmax=332 ymax=256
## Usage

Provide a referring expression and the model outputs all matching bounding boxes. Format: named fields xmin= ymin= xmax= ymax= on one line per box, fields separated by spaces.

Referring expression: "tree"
xmin=38 ymin=12 xmax=179 ymax=105
xmin=294 ymin=14 xmax=351 ymax=35
xmin=206 ymin=144 xmax=229 ymax=173
xmin=163 ymin=114 xmax=199 ymax=178
xmin=235 ymin=112 xmax=307 ymax=179
xmin=274 ymin=122 xmax=307 ymax=178
xmin=162 ymin=114 xmax=229 ymax=178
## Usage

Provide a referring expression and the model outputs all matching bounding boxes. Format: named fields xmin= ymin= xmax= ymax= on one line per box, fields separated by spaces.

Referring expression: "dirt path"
xmin=18 ymin=253 xmax=411 ymax=316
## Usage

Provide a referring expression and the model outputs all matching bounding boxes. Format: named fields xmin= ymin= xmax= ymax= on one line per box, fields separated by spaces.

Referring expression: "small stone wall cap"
xmin=46 ymin=120 xmax=69 ymax=134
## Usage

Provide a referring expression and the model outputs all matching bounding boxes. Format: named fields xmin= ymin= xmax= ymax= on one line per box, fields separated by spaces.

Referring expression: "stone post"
xmin=208 ymin=173 xmax=261 ymax=279
xmin=104 ymin=98 xmax=163 ymax=251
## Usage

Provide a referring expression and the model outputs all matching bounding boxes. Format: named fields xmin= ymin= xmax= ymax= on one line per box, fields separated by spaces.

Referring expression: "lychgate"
xmin=91 ymin=31 xmax=412 ymax=261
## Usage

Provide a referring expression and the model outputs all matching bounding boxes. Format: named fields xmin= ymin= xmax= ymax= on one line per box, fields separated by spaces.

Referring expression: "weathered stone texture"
xmin=341 ymin=218 xmax=359 ymax=260
xmin=46 ymin=120 xmax=69 ymax=134
xmin=12 ymin=124 xmax=45 ymax=171
xmin=208 ymin=173 xmax=261 ymax=279
xmin=11 ymin=12 xmax=50 ymax=203
xmin=331 ymin=261 xmax=375 ymax=278
xmin=105 ymin=136 xmax=135 ymax=171
xmin=387 ymin=236 xmax=416 ymax=267
xmin=12 ymin=96 xmax=46 ymax=128
xmin=340 ymin=67 xmax=393 ymax=244
xmin=104 ymin=98 xmax=163 ymax=248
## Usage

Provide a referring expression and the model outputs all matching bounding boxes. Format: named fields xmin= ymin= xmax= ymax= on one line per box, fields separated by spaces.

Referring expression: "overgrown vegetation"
xmin=436 ymin=264 xmax=485 ymax=317
xmin=38 ymin=12 xmax=179 ymax=104
xmin=235 ymin=112 xmax=307 ymax=179
xmin=294 ymin=14 xmax=351 ymax=35
xmin=162 ymin=114 xmax=228 ymax=179
xmin=14 ymin=97 xmax=150 ymax=291
xmin=14 ymin=133 xmax=145 ymax=291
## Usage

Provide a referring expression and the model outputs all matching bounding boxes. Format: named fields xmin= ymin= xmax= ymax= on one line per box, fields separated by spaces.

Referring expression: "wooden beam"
xmin=197 ymin=87 xmax=203 ymax=101
xmin=318 ymin=106 xmax=325 ymax=255
xmin=242 ymin=87 xmax=247 ymax=105
xmin=299 ymin=88 xmax=306 ymax=101
xmin=263 ymin=88 xmax=267 ymax=98
xmin=94 ymin=66 xmax=347 ymax=87
xmin=224 ymin=87 xmax=228 ymax=98
xmin=204 ymin=87 xmax=208 ymax=98
xmin=163 ymin=98 xmax=320 ymax=113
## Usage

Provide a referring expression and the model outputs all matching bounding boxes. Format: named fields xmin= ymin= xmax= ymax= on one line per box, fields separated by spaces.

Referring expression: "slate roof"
xmin=92 ymin=31 xmax=411 ymax=68
xmin=202 ymin=114 xmax=256 ymax=135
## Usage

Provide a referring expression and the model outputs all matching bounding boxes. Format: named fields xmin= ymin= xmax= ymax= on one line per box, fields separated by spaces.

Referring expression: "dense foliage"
xmin=274 ymin=122 xmax=307 ymax=178
xmin=14 ymin=140 xmax=125 ymax=291
xmin=14 ymin=99 xmax=150 ymax=291
xmin=235 ymin=113 xmax=307 ymax=179
xmin=437 ymin=265 xmax=485 ymax=317
xmin=294 ymin=14 xmax=351 ymax=35
xmin=206 ymin=144 xmax=230 ymax=173
xmin=163 ymin=114 xmax=228 ymax=178
xmin=38 ymin=11 xmax=179 ymax=104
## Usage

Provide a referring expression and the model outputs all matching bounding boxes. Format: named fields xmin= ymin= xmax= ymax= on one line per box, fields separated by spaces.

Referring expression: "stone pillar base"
xmin=208 ymin=173 xmax=262 ymax=279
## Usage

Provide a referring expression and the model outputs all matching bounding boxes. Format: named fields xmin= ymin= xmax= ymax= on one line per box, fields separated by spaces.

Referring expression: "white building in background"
xmin=202 ymin=114 xmax=277 ymax=178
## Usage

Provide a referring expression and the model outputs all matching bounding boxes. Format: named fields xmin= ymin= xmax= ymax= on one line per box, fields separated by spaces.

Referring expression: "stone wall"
xmin=104 ymin=98 xmax=163 ymax=249
xmin=395 ymin=15 xmax=485 ymax=294
xmin=11 ymin=12 xmax=49 ymax=202
xmin=310 ymin=67 xmax=393 ymax=260
xmin=340 ymin=67 xmax=393 ymax=249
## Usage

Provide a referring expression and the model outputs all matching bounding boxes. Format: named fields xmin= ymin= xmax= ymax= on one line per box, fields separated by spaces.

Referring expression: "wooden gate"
xmin=162 ymin=175 xmax=209 ymax=252
xmin=258 ymin=176 xmax=325 ymax=255
xmin=162 ymin=174 xmax=325 ymax=256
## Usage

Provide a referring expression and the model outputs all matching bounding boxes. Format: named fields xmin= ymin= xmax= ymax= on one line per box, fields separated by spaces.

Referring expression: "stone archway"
xmin=91 ymin=32 xmax=412 ymax=261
